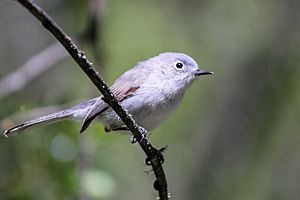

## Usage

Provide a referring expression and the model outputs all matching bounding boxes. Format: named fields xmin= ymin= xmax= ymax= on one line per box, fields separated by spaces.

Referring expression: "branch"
xmin=81 ymin=0 xmax=106 ymax=74
xmin=16 ymin=0 xmax=168 ymax=199
xmin=0 ymin=42 xmax=67 ymax=99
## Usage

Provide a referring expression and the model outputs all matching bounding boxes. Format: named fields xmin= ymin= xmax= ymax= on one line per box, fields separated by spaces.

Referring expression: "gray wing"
xmin=80 ymin=66 xmax=149 ymax=133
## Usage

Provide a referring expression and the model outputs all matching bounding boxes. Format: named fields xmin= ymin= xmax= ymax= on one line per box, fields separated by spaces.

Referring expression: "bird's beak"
xmin=194 ymin=69 xmax=214 ymax=76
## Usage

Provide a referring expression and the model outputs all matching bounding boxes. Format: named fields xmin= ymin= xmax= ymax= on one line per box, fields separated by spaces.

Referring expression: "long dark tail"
xmin=3 ymin=98 xmax=97 ymax=138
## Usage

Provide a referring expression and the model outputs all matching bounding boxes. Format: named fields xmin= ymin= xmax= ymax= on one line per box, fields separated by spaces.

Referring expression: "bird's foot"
xmin=130 ymin=127 xmax=148 ymax=144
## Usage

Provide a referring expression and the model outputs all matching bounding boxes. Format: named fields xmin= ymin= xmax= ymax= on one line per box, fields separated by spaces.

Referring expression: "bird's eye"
xmin=175 ymin=62 xmax=184 ymax=69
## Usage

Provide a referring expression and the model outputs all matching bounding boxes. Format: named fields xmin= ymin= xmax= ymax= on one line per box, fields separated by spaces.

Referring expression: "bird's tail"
xmin=3 ymin=98 xmax=98 ymax=138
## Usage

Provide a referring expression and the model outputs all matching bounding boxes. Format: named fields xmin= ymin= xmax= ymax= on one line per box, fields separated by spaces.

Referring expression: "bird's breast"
xmin=101 ymin=85 xmax=184 ymax=132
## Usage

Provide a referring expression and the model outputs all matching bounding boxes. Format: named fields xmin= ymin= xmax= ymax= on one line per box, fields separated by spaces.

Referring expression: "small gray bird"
xmin=3 ymin=52 xmax=213 ymax=138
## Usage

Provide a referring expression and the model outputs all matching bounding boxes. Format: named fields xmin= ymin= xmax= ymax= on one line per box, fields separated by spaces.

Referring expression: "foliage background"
xmin=0 ymin=0 xmax=299 ymax=199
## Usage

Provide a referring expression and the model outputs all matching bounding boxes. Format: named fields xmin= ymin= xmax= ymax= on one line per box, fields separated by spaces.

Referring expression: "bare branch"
xmin=84 ymin=0 xmax=107 ymax=74
xmin=85 ymin=0 xmax=105 ymax=43
xmin=15 ymin=0 xmax=168 ymax=198
xmin=0 ymin=42 xmax=67 ymax=99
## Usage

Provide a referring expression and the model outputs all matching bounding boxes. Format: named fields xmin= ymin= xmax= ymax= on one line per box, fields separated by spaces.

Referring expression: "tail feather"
xmin=3 ymin=108 xmax=75 ymax=137
xmin=3 ymin=98 xmax=98 ymax=138
xmin=80 ymin=97 xmax=108 ymax=133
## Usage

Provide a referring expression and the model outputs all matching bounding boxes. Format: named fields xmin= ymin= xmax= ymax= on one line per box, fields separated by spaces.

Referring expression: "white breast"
xmin=101 ymin=82 xmax=185 ymax=132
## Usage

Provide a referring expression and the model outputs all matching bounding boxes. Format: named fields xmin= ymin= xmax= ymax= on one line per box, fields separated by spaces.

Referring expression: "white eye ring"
xmin=174 ymin=62 xmax=184 ymax=70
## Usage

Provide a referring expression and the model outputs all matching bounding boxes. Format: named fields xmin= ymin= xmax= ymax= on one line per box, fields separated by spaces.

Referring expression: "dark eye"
xmin=175 ymin=62 xmax=184 ymax=69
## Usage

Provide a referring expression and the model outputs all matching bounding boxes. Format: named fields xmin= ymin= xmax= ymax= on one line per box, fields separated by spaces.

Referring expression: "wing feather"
xmin=80 ymin=66 xmax=149 ymax=133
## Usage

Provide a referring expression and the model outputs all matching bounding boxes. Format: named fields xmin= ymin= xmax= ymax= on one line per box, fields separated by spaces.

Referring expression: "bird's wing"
xmin=80 ymin=66 xmax=149 ymax=133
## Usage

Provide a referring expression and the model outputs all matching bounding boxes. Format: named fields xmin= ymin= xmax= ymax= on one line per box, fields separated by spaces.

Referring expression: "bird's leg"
xmin=111 ymin=126 xmax=129 ymax=132
xmin=107 ymin=125 xmax=147 ymax=144
xmin=105 ymin=125 xmax=130 ymax=133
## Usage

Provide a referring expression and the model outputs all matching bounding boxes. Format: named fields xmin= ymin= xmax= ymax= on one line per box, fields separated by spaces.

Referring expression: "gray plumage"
xmin=3 ymin=52 xmax=213 ymax=137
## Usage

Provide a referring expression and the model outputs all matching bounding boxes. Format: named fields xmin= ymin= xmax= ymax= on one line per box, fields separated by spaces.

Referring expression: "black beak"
xmin=194 ymin=69 xmax=214 ymax=76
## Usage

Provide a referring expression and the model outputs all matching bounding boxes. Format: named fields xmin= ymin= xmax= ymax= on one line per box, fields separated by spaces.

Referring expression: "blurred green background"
xmin=0 ymin=0 xmax=299 ymax=199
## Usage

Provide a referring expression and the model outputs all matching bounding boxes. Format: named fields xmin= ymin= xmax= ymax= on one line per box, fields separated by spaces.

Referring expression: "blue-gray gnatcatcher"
xmin=3 ymin=52 xmax=213 ymax=138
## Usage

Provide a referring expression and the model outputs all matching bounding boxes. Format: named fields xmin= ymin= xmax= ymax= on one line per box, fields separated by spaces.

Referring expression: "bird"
xmin=3 ymin=52 xmax=213 ymax=138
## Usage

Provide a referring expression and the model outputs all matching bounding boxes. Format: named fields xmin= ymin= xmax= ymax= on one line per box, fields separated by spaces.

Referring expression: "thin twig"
xmin=86 ymin=0 xmax=105 ymax=66
xmin=0 ymin=42 xmax=67 ymax=99
xmin=16 ymin=0 xmax=168 ymax=199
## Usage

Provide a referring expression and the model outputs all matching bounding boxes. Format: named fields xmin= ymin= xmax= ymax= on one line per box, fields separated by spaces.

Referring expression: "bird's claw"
xmin=130 ymin=135 xmax=138 ymax=144
xmin=130 ymin=127 xmax=148 ymax=144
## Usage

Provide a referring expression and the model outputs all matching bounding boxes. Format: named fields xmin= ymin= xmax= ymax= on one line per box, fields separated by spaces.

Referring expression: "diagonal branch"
xmin=16 ymin=0 xmax=168 ymax=199
xmin=0 ymin=42 xmax=67 ymax=99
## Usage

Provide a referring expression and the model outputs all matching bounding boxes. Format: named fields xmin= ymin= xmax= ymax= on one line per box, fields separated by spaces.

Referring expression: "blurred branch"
xmin=16 ymin=0 xmax=168 ymax=199
xmin=85 ymin=0 xmax=105 ymax=69
xmin=0 ymin=0 xmax=106 ymax=100
xmin=0 ymin=42 xmax=67 ymax=99
xmin=79 ymin=0 xmax=106 ymax=76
